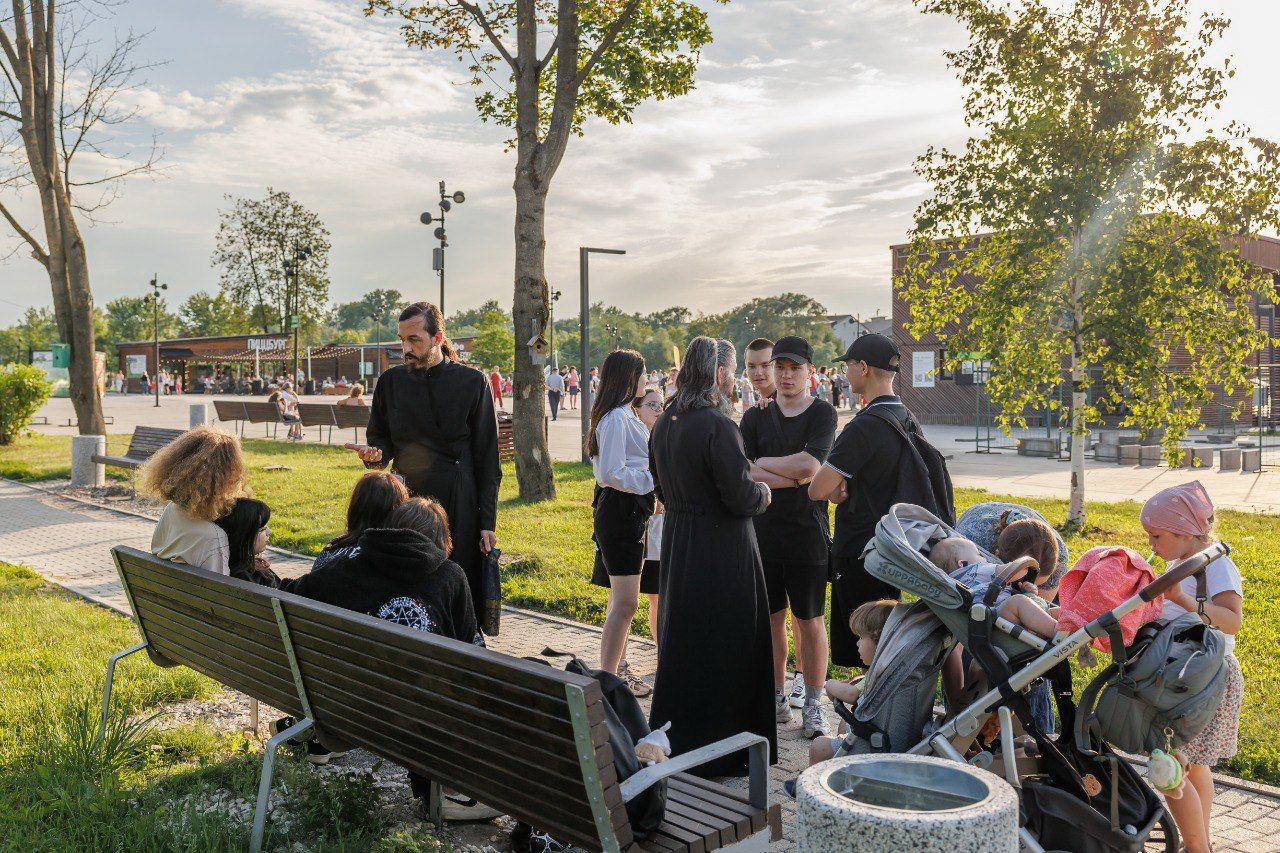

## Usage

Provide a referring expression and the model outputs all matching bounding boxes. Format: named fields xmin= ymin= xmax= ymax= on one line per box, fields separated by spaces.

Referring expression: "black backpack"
xmin=863 ymin=406 xmax=955 ymax=525
xmin=512 ymin=650 xmax=667 ymax=851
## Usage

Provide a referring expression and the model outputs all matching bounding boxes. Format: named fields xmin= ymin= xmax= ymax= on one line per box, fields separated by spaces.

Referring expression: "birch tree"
xmin=368 ymin=0 xmax=723 ymax=501
xmin=1 ymin=2 xmax=159 ymax=433
xmin=897 ymin=0 xmax=1280 ymax=529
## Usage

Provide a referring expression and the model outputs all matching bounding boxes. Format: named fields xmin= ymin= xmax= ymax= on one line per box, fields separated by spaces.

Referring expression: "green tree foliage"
xmin=368 ymin=0 xmax=725 ymax=502
xmin=102 ymin=298 xmax=179 ymax=359
xmin=0 ymin=308 xmax=59 ymax=363
xmin=211 ymin=188 xmax=332 ymax=334
xmin=331 ymin=289 xmax=405 ymax=339
xmin=470 ymin=310 xmax=515 ymax=373
xmin=448 ymin=300 xmax=504 ymax=331
xmin=897 ymin=0 xmax=1280 ymax=527
xmin=178 ymin=292 xmax=253 ymax=338
xmin=0 ymin=364 xmax=53 ymax=444
xmin=719 ymin=294 xmax=841 ymax=364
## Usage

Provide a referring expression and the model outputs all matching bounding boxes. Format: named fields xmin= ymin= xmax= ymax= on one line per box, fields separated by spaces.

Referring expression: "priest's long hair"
xmin=585 ymin=348 xmax=646 ymax=458
xmin=673 ymin=336 xmax=736 ymax=414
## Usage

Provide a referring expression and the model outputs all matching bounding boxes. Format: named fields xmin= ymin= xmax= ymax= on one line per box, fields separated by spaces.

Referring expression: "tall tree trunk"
xmin=58 ymin=192 xmax=106 ymax=435
xmin=511 ymin=174 xmax=555 ymax=500
xmin=1067 ymin=292 xmax=1087 ymax=530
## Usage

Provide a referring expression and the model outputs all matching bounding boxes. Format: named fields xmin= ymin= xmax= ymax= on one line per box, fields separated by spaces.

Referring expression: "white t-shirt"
xmin=1160 ymin=553 xmax=1243 ymax=655
xmin=151 ymin=503 xmax=231 ymax=575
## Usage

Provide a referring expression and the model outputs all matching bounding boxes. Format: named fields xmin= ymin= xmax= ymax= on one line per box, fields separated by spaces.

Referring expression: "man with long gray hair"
xmin=648 ymin=336 xmax=777 ymax=776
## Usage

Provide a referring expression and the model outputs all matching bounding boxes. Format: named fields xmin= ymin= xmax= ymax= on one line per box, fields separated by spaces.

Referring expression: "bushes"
xmin=0 ymin=363 xmax=52 ymax=445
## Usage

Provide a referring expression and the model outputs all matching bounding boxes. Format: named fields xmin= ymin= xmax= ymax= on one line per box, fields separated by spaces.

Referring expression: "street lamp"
xmin=578 ymin=246 xmax=626 ymax=462
xmin=604 ymin=323 xmax=620 ymax=351
xmin=282 ymin=244 xmax=313 ymax=389
xmin=549 ymin=289 xmax=562 ymax=369
xmin=144 ymin=275 xmax=167 ymax=408
xmin=420 ymin=181 xmax=466 ymax=314
xmin=370 ymin=307 xmax=387 ymax=387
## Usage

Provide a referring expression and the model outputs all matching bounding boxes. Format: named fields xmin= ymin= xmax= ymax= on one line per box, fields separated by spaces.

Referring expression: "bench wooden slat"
xmin=666 ymin=779 xmax=753 ymax=839
xmin=127 ymin=564 xmax=589 ymax=737
xmin=297 ymin=650 xmax=608 ymax=782
xmin=333 ymin=406 xmax=370 ymax=428
xmin=670 ymin=774 xmax=768 ymax=835
xmin=296 ymin=403 xmax=338 ymax=428
xmin=292 ymin=624 xmax=594 ymax=756
xmin=663 ymin=800 xmax=730 ymax=850
xmin=301 ymin=679 xmax=605 ymax=816
xmin=92 ymin=455 xmax=141 ymax=469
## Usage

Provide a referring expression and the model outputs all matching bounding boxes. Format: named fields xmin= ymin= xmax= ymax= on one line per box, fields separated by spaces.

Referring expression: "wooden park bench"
xmin=212 ymin=400 xmax=249 ymax=436
xmin=91 ymin=426 xmax=183 ymax=473
xmin=296 ymin=402 xmax=339 ymax=442
xmin=103 ymin=547 xmax=778 ymax=853
xmin=333 ymin=403 xmax=370 ymax=443
xmin=498 ymin=412 xmax=515 ymax=463
xmin=244 ymin=401 xmax=289 ymax=438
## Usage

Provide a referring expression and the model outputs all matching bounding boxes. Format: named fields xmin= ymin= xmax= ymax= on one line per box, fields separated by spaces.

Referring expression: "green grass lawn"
xmin=0 ymin=562 xmax=439 ymax=850
xmin=1 ymin=433 xmax=1277 ymax=785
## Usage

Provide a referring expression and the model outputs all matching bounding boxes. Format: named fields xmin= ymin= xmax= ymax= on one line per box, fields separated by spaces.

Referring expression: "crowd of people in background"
xmin=131 ymin=303 xmax=1244 ymax=853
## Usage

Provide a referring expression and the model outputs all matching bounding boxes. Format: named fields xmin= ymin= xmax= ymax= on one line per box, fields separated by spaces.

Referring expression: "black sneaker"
xmin=306 ymin=739 xmax=347 ymax=766
xmin=270 ymin=716 xmax=308 ymax=745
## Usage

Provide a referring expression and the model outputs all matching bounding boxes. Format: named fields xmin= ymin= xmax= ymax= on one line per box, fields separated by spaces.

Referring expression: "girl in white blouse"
xmin=586 ymin=349 xmax=654 ymax=693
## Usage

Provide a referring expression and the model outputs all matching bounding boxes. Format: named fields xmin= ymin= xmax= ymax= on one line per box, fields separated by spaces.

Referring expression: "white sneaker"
xmin=802 ymin=702 xmax=829 ymax=739
xmin=787 ymin=673 xmax=806 ymax=708
xmin=775 ymin=692 xmax=794 ymax=724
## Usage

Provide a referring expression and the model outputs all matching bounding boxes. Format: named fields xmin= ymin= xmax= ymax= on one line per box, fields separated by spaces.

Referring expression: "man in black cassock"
xmin=346 ymin=302 xmax=501 ymax=623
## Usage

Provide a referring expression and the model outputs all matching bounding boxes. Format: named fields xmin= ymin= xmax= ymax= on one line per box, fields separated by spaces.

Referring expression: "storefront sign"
xmin=248 ymin=338 xmax=288 ymax=351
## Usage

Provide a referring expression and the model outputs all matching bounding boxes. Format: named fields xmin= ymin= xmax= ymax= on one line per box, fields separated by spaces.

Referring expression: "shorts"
xmin=568 ymin=386 xmax=580 ymax=396
xmin=762 ymin=557 xmax=828 ymax=620
xmin=590 ymin=486 xmax=653 ymax=579
xmin=592 ymin=558 xmax=661 ymax=596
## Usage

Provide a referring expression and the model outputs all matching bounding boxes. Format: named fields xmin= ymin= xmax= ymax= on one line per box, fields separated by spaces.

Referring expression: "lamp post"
xmin=604 ymin=323 xmax=620 ymax=351
xmin=549 ymin=289 xmax=562 ymax=369
xmin=370 ymin=307 xmax=386 ymax=388
xmin=144 ymin=275 xmax=167 ymax=408
xmin=282 ymin=244 xmax=313 ymax=389
xmin=578 ymin=246 xmax=626 ymax=462
xmin=420 ymin=181 xmax=466 ymax=315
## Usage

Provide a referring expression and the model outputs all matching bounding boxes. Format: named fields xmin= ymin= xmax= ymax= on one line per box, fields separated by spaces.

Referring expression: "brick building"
xmin=889 ymin=234 xmax=1280 ymax=428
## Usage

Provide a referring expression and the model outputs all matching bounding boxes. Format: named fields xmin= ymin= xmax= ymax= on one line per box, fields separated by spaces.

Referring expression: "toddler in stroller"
xmin=824 ymin=503 xmax=1227 ymax=852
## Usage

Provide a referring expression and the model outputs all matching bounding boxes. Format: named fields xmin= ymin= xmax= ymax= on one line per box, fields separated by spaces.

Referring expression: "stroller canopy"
xmin=862 ymin=503 xmax=996 ymax=610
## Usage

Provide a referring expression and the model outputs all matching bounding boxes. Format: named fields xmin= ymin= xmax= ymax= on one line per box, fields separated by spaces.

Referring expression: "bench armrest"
xmin=619 ymin=731 xmax=769 ymax=810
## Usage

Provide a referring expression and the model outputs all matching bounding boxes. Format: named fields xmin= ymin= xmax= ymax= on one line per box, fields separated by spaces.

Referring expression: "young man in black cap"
xmin=809 ymin=333 xmax=953 ymax=668
xmin=741 ymin=335 xmax=838 ymax=738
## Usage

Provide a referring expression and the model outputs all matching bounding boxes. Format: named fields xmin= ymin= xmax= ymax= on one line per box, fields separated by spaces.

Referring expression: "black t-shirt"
xmin=824 ymin=396 xmax=910 ymax=559
xmin=740 ymin=399 xmax=838 ymax=563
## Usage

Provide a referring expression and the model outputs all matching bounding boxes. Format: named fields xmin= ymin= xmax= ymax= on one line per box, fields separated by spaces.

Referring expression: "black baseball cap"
xmin=769 ymin=335 xmax=813 ymax=365
xmin=835 ymin=333 xmax=900 ymax=372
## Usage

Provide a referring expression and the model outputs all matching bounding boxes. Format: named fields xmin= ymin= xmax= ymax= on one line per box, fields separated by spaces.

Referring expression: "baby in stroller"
xmin=929 ymin=519 xmax=1061 ymax=710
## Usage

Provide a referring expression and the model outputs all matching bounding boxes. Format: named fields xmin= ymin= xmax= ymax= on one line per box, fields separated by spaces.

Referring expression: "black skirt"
xmin=590 ymin=485 xmax=654 ymax=579
xmin=593 ymin=558 xmax=662 ymax=595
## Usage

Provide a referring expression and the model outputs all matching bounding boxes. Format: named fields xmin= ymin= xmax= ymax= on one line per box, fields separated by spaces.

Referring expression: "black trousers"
xmin=548 ymin=390 xmax=561 ymax=420
xmin=829 ymin=551 xmax=901 ymax=667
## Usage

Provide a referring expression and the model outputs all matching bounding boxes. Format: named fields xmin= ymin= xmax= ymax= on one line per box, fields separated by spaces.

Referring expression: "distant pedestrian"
xmin=546 ymin=368 xmax=565 ymax=421
xmin=566 ymin=366 xmax=580 ymax=409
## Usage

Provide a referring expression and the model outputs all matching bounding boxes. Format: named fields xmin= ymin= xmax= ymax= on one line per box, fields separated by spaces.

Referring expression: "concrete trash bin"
xmin=797 ymin=753 xmax=1019 ymax=853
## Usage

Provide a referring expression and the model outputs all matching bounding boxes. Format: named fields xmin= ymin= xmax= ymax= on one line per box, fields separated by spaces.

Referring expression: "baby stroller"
xmin=831 ymin=503 xmax=1229 ymax=853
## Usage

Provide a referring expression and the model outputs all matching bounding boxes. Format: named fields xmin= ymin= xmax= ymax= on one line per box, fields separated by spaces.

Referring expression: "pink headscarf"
xmin=1140 ymin=480 xmax=1214 ymax=538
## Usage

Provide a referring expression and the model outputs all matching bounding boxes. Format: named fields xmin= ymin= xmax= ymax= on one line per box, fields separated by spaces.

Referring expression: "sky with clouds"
xmin=2 ymin=0 xmax=1278 ymax=326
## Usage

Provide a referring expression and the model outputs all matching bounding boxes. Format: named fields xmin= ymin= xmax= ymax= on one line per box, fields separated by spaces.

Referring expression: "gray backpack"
xmin=1075 ymin=612 xmax=1227 ymax=755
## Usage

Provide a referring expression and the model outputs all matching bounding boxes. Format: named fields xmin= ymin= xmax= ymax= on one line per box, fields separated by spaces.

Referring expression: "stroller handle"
xmin=1138 ymin=541 xmax=1230 ymax=602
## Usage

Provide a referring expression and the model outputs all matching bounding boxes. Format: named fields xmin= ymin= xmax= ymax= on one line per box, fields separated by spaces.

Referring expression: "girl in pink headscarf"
xmin=1141 ymin=481 xmax=1244 ymax=853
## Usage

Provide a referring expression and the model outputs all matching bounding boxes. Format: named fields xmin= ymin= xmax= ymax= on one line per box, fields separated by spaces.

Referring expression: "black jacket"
xmin=287 ymin=527 xmax=481 ymax=646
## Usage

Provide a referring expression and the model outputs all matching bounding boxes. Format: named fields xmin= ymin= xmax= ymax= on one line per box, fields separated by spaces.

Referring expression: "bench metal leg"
xmin=251 ymin=716 xmax=313 ymax=853
xmin=98 ymin=642 xmax=148 ymax=747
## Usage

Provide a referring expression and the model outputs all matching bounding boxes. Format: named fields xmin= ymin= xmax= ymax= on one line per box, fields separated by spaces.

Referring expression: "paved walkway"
xmin=1 ymin=477 xmax=1278 ymax=850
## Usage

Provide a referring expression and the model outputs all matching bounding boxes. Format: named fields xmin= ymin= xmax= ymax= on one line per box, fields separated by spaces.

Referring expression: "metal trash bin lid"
xmin=822 ymin=756 xmax=996 ymax=813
